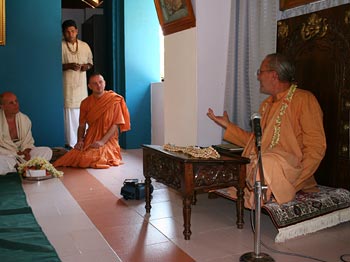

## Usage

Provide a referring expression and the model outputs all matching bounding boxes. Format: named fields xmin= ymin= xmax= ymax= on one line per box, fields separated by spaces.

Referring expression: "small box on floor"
xmin=27 ymin=169 xmax=46 ymax=177
xmin=120 ymin=179 xmax=153 ymax=200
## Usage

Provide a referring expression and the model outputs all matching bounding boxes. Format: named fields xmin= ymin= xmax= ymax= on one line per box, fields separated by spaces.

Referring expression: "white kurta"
xmin=62 ymin=39 xmax=93 ymax=147
xmin=62 ymin=39 xmax=93 ymax=108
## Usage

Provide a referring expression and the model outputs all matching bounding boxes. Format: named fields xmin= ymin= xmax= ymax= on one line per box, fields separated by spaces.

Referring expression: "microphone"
xmin=251 ymin=113 xmax=262 ymax=147
xmin=251 ymin=113 xmax=268 ymax=202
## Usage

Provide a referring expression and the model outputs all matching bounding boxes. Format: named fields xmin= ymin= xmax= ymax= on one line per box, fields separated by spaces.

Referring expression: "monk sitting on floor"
xmin=54 ymin=73 xmax=130 ymax=169
xmin=207 ymin=53 xmax=326 ymax=209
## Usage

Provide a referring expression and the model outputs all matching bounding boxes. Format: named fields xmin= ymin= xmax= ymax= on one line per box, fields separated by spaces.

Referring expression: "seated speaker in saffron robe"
xmin=54 ymin=73 xmax=131 ymax=169
xmin=207 ymin=53 xmax=326 ymax=209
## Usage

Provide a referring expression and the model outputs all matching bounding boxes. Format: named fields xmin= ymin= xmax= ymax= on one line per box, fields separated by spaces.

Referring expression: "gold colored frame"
xmin=280 ymin=0 xmax=319 ymax=11
xmin=154 ymin=0 xmax=196 ymax=36
xmin=0 ymin=0 xmax=5 ymax=45
xmin=81 ymin=0 xmax=103 ymax=8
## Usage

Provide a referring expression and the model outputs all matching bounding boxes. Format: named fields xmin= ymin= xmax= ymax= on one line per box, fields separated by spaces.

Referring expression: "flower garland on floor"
xmin=163 ymin=143 xmax=220 ymax=159
xmin=17 ymin=157 xmax=64 ymax=178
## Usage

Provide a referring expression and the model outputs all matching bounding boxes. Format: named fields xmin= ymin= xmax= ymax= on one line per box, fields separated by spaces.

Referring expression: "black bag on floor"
xmin=120 ymin=179 xmax=153 ymax=200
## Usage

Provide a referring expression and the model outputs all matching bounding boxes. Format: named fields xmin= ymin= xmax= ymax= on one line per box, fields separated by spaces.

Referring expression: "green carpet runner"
xmin=0 ymin=173 xmax=60 ymax=262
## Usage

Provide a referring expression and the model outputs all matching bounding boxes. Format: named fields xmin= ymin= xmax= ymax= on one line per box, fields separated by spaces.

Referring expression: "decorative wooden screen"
xmin=277 ymin=4 xmax=350 ymax=189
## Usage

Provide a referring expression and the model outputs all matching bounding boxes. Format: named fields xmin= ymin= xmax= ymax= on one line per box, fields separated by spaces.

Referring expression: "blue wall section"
xmin=0 ymin=0 xmax=160 ymax=149
xmin=0 ymin=0 xmax=63 ymax=147
xmin=124 ymin=0 xmax=160 ymax=148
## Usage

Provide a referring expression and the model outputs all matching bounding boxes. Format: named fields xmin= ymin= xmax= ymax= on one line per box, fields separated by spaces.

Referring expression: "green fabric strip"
xmin=0 ymin=173 xmax=61 ymax=262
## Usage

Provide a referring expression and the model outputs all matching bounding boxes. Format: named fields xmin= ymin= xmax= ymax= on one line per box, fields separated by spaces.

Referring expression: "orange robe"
xmin=224 ymin=85 xmax=326 ymax=208
xmin=54 ymin=91 xmax=130 ymax=168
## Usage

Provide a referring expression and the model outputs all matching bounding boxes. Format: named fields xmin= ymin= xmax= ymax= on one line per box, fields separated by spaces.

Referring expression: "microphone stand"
xmin=240 ymin=139 xmax=274 ymax=262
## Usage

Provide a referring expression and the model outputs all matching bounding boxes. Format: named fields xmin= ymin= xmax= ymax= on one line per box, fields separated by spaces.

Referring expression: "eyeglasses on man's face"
xmin=256 ymin=69 xmax=274 ymax=76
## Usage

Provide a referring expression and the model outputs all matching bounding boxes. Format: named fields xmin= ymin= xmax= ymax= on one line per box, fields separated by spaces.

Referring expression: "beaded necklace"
xmin=261 ymin=84 xmax=297 ymax=149
xmin=65 ymin=40 xmax=78 ymax=55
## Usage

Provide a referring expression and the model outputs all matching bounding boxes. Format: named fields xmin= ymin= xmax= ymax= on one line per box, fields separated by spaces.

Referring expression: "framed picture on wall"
xmin=154 ymin=0 xmax=196 ymax=36
xmin=280 ymin=0 xmax=319 ymax=11
xmin=0 ymin=0 xmax=5 ymax=45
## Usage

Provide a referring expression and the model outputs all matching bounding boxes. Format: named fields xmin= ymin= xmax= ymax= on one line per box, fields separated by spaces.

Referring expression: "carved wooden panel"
xmin=144 ymin=153 xmax=182 ymax=190
xmin=277 ymin=4 xmax=350 ymax=189
xmin=193 ymin=164 xmax=239 ymax=189
xmin=143 ymin=153 xmax=242 ymax=191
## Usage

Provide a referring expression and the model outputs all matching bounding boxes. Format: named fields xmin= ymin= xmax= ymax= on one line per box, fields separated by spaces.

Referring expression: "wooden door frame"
xmin=280 ymin=0 xmax=320 ymax=11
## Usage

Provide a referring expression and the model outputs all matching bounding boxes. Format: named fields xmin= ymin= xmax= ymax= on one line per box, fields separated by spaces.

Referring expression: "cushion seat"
xmin=214 ymin=185 xmax=350 ymax=242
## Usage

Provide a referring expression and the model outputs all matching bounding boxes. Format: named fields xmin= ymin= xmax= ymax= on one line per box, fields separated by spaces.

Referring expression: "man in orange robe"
xmin=207 ymin=53 xmax=326 ymax=208
xmin=54 ymin=73 xmax=130 ymax=168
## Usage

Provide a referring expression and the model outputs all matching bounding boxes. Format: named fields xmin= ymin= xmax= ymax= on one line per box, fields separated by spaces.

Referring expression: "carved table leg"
xmin=183 ymin=195 xmax=192 ymax=240
xmin=235 ymin=163 xmax=246 ymax=229
xmin=145 ymin=176 xmax=152 ymax=213
xmin=236 ymin=187 xmax=244 ymax=229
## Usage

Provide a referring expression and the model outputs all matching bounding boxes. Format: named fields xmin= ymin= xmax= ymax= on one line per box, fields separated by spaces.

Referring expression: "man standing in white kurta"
xmin=62 ymin=19 xmax=93 ymax=148
xmin=0 ymin=92 xmax=52 ymax=175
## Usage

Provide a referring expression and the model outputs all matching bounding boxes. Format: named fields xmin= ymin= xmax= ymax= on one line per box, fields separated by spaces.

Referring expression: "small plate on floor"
xmin=22 ymin=175 xmax=53 ymax=181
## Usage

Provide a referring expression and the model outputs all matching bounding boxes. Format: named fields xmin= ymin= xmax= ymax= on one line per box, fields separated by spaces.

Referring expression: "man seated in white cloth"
xmin=0 ymin=92 xmax=52 ymax=175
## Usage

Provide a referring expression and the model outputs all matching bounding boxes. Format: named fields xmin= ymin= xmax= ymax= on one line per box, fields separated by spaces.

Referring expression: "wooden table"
xmin=142 ymin=144 xmax=250 ymax=240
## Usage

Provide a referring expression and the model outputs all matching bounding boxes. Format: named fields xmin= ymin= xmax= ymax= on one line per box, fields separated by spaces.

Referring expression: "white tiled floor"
xmin=22 ymin=176 xmax=122 ymax=262
xmin=22 ymin=149 xmax=350 ymax=262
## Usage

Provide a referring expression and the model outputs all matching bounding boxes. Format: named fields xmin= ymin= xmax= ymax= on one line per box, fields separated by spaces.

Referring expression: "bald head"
xmin=0 ymin=92 xmax=20 ymax=116
xmin=0 ymin=92 xmax=15 ymax=104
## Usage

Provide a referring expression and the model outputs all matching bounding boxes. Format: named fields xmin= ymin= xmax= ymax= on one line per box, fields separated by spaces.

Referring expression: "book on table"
xmin=213 ymin=143 xmax=244 ymax=155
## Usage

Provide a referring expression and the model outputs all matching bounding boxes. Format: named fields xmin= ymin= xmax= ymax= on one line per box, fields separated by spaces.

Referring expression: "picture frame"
xmin=81 ymin=0 xmax=103 ymax=8
xmin=154 ymin=0 xmax=196 ymax=36
xmin=280 ymin=0 xmax=319 ymax=11
xmin=0 ymin=0 xmax=5 ymax=45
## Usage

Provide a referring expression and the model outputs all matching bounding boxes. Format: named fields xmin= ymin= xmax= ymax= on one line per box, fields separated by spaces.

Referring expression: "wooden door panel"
xmin=277 ymin=4 xmax=350 ymax=189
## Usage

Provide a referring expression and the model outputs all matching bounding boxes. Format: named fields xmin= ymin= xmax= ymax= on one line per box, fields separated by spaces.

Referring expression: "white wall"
xmin=162 ymin=0 xmax=231 ymax=147
xmin=196 ymin=0 xmax=231 ymax=146
xmin=163 ymin=28 xmax=197 ymax=146
xmin=151 ymin=82 xmax=164 ymax=145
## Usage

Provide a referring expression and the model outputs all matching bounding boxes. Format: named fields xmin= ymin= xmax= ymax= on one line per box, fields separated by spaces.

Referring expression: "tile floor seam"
xmin=59 ymin=167 xmax=196 ymax=262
